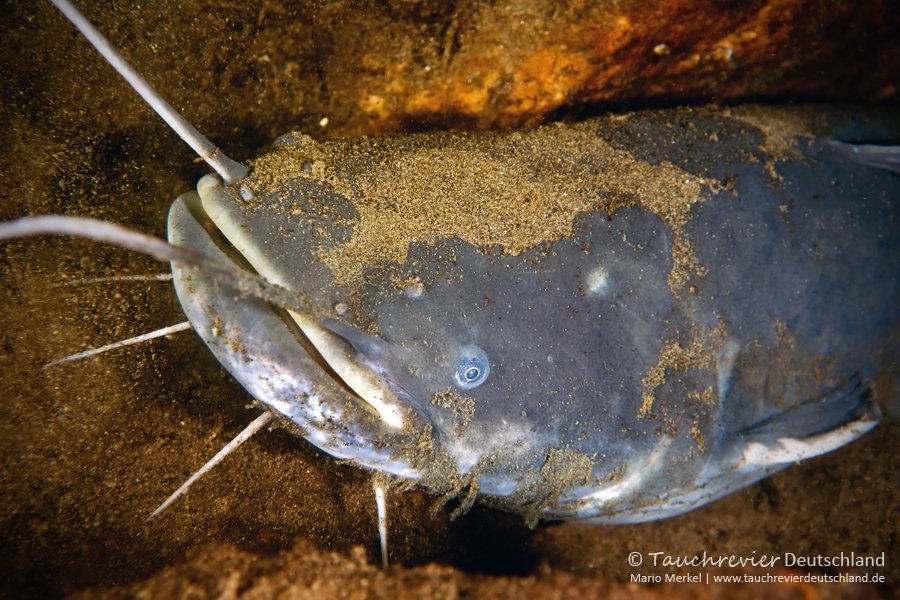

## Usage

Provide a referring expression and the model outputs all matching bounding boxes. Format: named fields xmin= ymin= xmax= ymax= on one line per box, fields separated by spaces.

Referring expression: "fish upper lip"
xmin=193 ymin=174 xmax=435 ymax=435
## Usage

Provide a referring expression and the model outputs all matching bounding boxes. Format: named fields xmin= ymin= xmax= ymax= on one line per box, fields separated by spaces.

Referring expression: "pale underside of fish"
xmin=164 ymin=104 xmax=899 ymax=526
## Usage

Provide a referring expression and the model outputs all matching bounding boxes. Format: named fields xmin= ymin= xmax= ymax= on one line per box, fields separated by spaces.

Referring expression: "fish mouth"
xmin=166 ymin=174 xmax=434 ymax=479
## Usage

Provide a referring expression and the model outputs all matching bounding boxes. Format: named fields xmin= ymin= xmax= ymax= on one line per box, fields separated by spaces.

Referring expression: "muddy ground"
xmin=1 ymin=1 xmax=899 ymax=598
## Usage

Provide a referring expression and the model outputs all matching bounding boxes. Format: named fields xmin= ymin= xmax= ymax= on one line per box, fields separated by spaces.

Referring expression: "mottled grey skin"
xmin=168 ymin=106 xmax=899 ymax=525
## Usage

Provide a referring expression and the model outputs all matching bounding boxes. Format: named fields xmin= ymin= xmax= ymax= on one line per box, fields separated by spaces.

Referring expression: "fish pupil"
xmin=464 ymin=366 xmax=481 ymax=381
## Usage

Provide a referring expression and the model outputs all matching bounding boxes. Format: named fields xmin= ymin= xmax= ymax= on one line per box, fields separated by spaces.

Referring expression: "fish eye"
xmin=453 ymin=345 xmax=490 ymax=390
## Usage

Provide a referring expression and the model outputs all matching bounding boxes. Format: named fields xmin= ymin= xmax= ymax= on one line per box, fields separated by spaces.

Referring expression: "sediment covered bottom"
xmin=68 ymin=538 xmax=882 ymax=600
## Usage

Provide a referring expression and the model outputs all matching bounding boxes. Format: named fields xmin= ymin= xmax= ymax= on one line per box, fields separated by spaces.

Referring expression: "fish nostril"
xmin=453 ymin=345 xmax=490 ymax=390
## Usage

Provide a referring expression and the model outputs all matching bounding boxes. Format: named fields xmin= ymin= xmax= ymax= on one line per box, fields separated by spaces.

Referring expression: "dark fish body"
xmin=169 ymin=105 xmax=899 ymax=525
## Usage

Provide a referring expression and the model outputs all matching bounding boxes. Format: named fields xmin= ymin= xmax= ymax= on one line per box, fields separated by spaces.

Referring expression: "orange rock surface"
xmin=315 ymin=0 xmax=900 ymax=135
